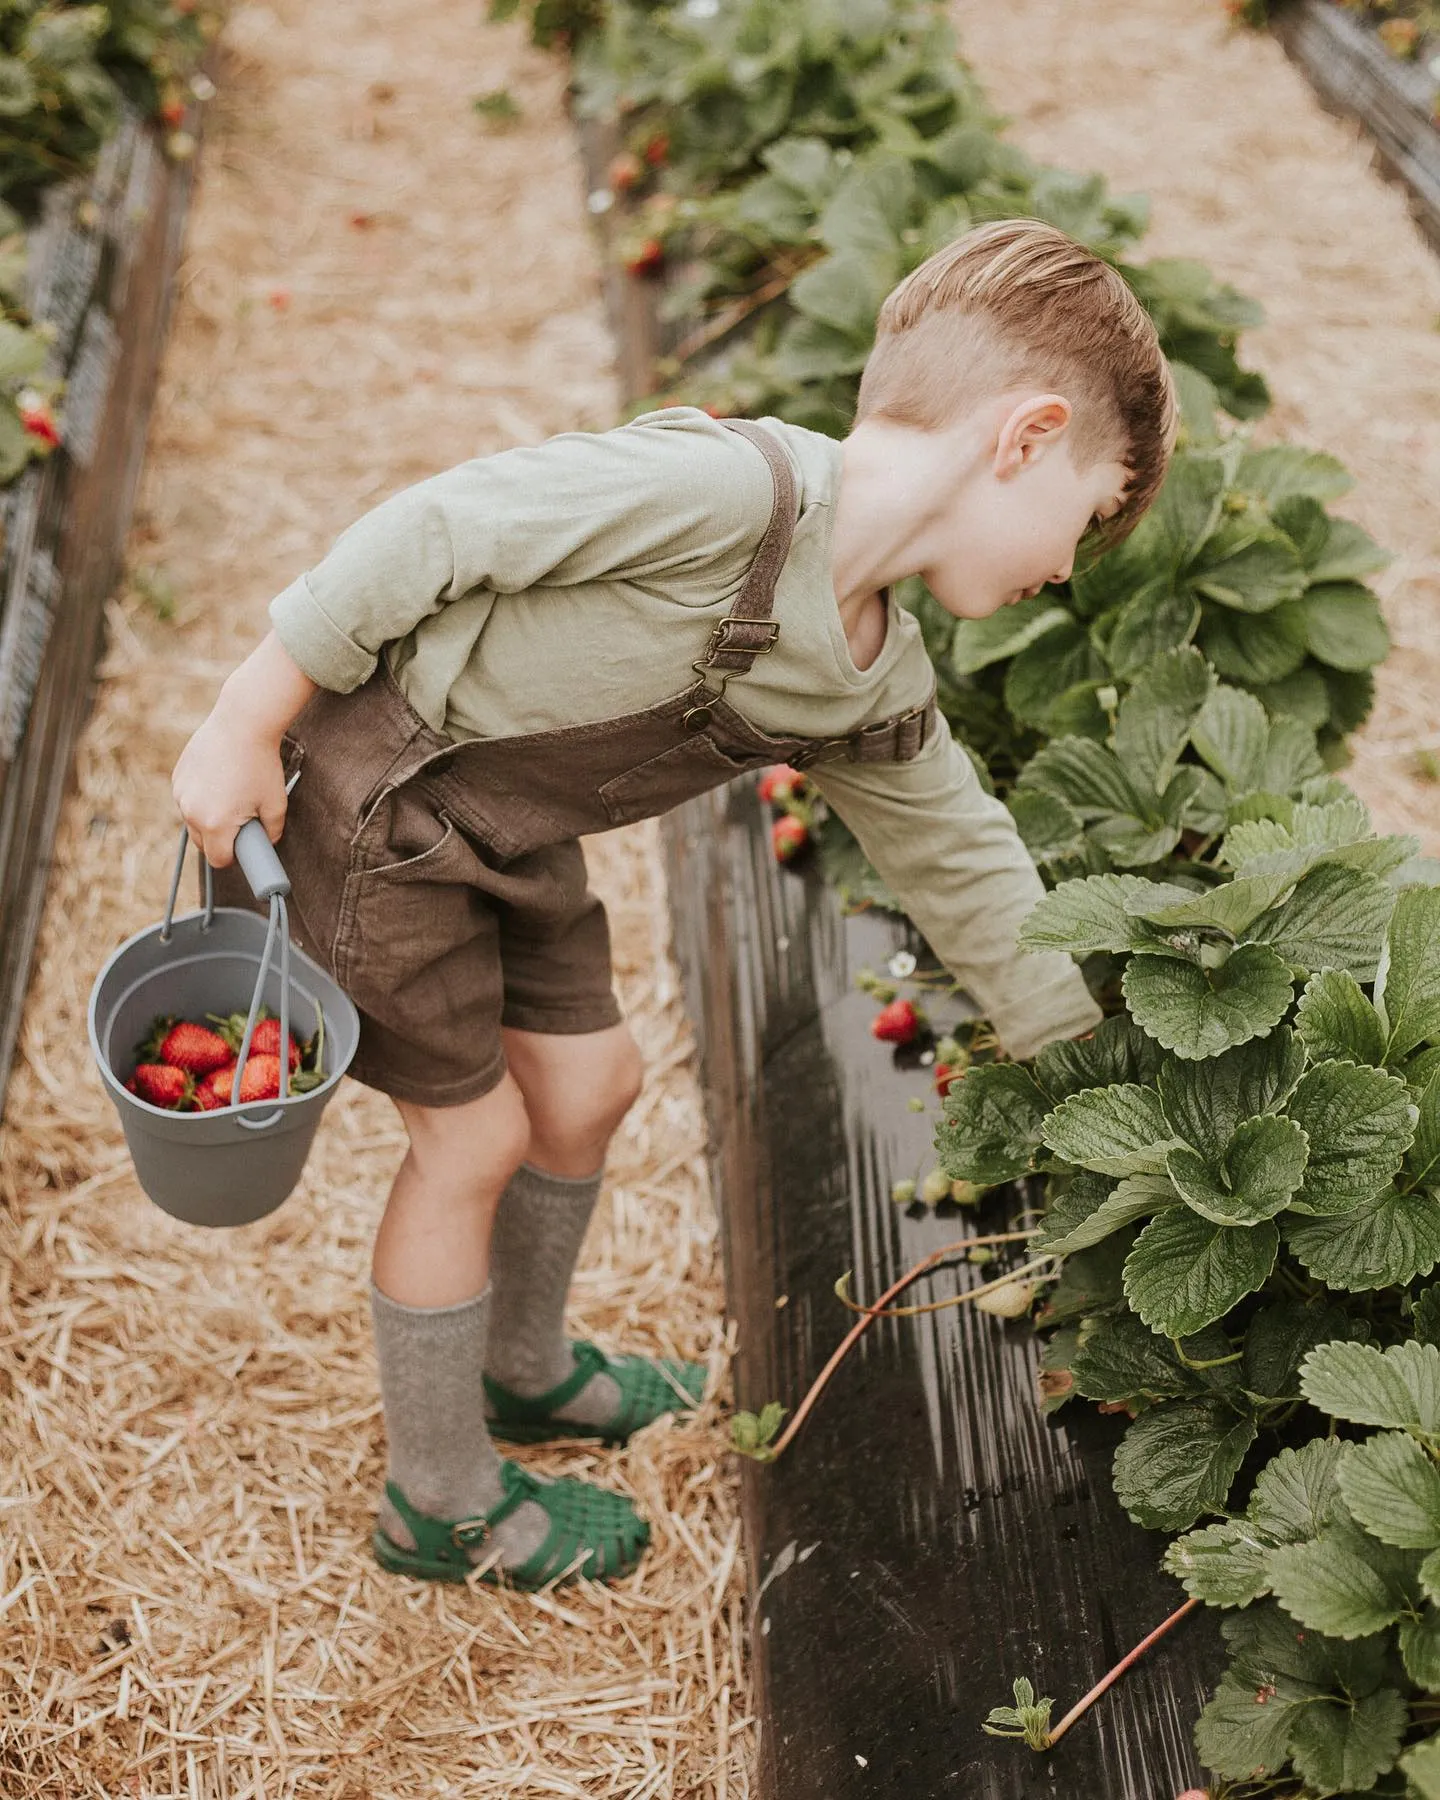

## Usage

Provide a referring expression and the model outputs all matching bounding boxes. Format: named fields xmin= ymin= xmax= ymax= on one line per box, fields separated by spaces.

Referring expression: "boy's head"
xmin=854 ymin=218 xmax=1179 ymax=620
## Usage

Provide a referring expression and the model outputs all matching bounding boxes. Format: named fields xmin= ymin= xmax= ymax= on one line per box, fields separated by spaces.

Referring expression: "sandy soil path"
xmin=0 ymin=3 xmax=750 ymax=1794
xmin=953 ymin=0 xmax=1440 ymax=846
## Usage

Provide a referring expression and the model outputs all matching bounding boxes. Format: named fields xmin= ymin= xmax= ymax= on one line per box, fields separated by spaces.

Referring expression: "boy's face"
xmin=920 ymin=393 xmax=1132 ymax=621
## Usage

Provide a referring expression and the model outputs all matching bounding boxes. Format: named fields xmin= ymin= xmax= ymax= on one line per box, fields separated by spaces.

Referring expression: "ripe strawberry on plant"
xmin=17 ymin=389 xmax=59 ymax=449
xmin=758 ymin=764 xmax=806 ymax=807
xmin=608 ymin=150 xmax=643 ymax=193
xmin=623 ymin=237 xmax=665 ymax=278
xmin=642 ymin=132 xmax=669 ymax=167
xmin=130 ymin=1064 xmax=193 ymax=1109
xmin=771 ymin=816 xmax=808 ymax=863
xmin=871 ymin=998 xmax=922 ymax=1045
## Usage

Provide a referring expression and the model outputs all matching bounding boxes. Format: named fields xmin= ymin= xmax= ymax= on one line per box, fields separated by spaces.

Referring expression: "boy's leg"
xmin=483 ymin=1025 xmax=705 ymax=1440
xmin=370 ymin=1074 xmax=647 ymax=1583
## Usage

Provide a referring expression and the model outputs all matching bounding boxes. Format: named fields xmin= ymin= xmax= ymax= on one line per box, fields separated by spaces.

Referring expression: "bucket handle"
xmin=158 ymin=810 xmax=297 ymax=1119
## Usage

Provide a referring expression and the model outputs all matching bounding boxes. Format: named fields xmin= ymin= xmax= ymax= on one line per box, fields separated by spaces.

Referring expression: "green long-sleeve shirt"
xmin=268 ymin=405 xmax=1101 ymax=1059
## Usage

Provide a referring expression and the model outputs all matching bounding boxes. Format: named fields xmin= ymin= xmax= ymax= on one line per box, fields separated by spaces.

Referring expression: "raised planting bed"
xmin=1274 ymin=0 xmax=1440 ymax=253
xmin=662 ymin=782 xmax=1224 ymax=1798
xmin=0 ymin=108 xmax=197 ymax=1107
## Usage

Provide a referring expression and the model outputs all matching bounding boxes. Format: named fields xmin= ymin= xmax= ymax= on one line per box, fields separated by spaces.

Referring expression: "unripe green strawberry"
xmin=975 ymin=1279 xmax=1034 ymax=1318
xmin=950 ymin=1180 xmax=982 ymax=1206
xmin=920 ymin=1168 xmax=951 ymax=1206
xmin=890 ymin=1178 xmax=917 ymax=1206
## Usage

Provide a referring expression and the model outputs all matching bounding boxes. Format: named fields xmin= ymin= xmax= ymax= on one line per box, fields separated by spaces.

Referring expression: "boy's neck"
xmin=831 ymin=417 xmax=937 ymax=670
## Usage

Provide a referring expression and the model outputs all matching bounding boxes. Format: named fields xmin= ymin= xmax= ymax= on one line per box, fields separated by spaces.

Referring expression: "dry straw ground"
xmin=954 ymin=0 xmax=1440 ymax=849
xmin=0 ymin=1 xmax=752 ymax=1795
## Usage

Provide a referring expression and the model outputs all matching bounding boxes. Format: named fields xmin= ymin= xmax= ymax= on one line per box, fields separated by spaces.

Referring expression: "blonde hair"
xmin=855 ymin=219 xmax=1179 ymax=547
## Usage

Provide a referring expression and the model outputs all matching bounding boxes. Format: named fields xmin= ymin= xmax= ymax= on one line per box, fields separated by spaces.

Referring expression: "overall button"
xmin=681 ymin=706 xmax=713 ymax=732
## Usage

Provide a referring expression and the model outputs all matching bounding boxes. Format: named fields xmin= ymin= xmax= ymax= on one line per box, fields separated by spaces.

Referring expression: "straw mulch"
xmin=953 ymin=0 xmax=1440 ymax=850
xmin=0 ymin=2 xmax=751 ymax=1795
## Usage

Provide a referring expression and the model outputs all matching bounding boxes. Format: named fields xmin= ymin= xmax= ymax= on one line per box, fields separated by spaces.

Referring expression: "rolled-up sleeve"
xmin=808 ymin=725 xmax=1102 ymax=1061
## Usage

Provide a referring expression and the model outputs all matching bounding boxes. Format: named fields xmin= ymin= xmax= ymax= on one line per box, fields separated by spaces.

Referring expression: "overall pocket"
xmin=598 ymin=736 xmax=761 ymax=828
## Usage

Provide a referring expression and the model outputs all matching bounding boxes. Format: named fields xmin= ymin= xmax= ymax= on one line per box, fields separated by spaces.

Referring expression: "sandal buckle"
xmin=451 ymin=1516 xmax=490 ymax=1549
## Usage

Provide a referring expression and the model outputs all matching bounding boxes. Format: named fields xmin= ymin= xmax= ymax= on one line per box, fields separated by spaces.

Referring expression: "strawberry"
xmin=155 ymin=1020 xmax=234 ymax=1076
xmin=250 ymin=1017 xmax=300 ymax=1072
xmin=16 ymin=389 xmax=59 ymax=448
xmin=771 ymin=816 xmax=808 ymax=863
xmin=130 ymin=1064 xmax=192 ymax=1109
xmin=871 ymin=998 xmax=920 ymax=1045
xmin=206 ymin=1010 xmax=301 ymax=1071
xmin=198 ymin=1054 xmax=283 ymax=1108
xmin=643 ymin=132 xmax=669 ymax=167
xmin=193 ymin=1076 xmax=231 ymax=1111
xmin=159 ymin=96 xmax=186 ymax=128
xmin=757 ymin=764 xmax=805 ymax=806
xmin=624 ymin=237 xmax=665 ymax=278
xmin=608 ymin=150 xmax=643 ymax=193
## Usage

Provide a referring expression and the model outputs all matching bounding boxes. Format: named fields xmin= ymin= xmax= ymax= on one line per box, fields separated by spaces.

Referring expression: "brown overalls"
xmin=212 ymin=420 xmax=936 ymax=1105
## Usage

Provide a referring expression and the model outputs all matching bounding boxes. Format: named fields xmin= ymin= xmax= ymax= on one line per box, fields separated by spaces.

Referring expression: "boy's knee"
xmin=396 ymin=1075 xmax=532 ymax=1193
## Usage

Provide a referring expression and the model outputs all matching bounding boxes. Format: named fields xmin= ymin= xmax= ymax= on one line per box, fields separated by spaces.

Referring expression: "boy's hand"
xmin=170 ymin=630 xmax=318 ymax=869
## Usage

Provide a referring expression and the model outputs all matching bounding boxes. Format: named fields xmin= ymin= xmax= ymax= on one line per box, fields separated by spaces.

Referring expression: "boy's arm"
xmin=806 ymin=726 xmax=1101 ymax=1062
xmin=267 ymin=417 xmax=773 ymax=693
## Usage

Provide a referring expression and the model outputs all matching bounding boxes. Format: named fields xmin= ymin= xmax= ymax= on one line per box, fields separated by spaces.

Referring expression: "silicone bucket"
xmin=88 ymin=817 xmax=360 ymax=1228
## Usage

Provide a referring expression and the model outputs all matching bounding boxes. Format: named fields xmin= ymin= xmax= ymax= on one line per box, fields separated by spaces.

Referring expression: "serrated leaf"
xmin=1018 ymin=874 xmax=1171 ymax=957
xmin=1247 ymin=863 xmax=1396 ymax=982
xmin=1111 ymin=1398 xmax=1256 ymax=1530
xmin=1124 ymin=1208 xmax=1279 ymax=1336
xmin=1111 ymin=646 xmax=1214 ymax=796
xmin=1006 ymin=787 xmax=1086 ymax=865
xmin=1260 ymin=715 xmax=1328 ymax=795
xmin=1041 ymin=1082 xmax=1180 ymax=1177
xmin=1164 ymin=1519 xmax=1276 ymax=1607
xmin=1237 ymin=446 xmax=1352 ymax=507
xmin=949 ymin=596 xmax=1070 ymax=674
xmin=934 ymin=1063 xmax=1047 ymax=1186
xmin=1287 ymin=1686 xmax=1408 ymax=1796
xmin=1425 ymin=1549 xmax=1440 ymax=1609
xmin=1222 ymin=817 xmax=1297 ymax=870
xmin=1158 ymin=1028 xmax=1306 ymax=1163
xmin=1104 ymin=585 xmax=1200 ymax=682
xmin=1070 ymin=1311 xmax=1212 ymax=1404
xmin=1199 ymin=601 xmax=1308 ymax=686
xmin=1401 ymin=1611 xmax=1440 ymax=1691
xmin=1194 ymin=1668 xmax=1301 ymax=1782
xmin=1243 ymin=1303 xmax=1363 ymax=1403
xmin=1307 ymin=516 xmax=1391 ymax=586
xmin=1030 ymin=1171 xmax=1177 ymax=1255
xmin=1286 ymin=1189 xmax=1440 ymax=1292
xmin=1402 ymin=1732 xmax=1440 ymax=1797
xmin=1408 ymin=1071 xmax=1440 ymax=1193
xmin=1225 ymin=1596 xmax=1388 ymax=1697
xmin=1191 ymin=521 xmax=1308 ymax=614
xmin=1268 ymin=1530 xmax=1410 ymax=1638
xmin=1300 ymin=1339 xmax=1440 ymax=1434
xmin=1003 ymin=621 xmax=1107 ymax=733
xmin=1035 ymin=1233 xmax=1133 ymax=1329
xmin=1339 ymin=1431 xmax=1440 ymax=1550
xmin=1167 ymin=1113 xmax=1310 ymax=1225
xmin=1123 ymin=944 xmax=1294 ymax=1060
xmin=1284 ymin=1061 xmax=1415 ymax=1215
xmin=1032 ymin=1014 xmax=1163 ymax=1102
xmin=1128 ymin=871 xmax=1299 ymax=937
xmin=1376 ymin=887 xmax=1440 ymax=1064
xmin=1015 ymin=736 xmax=1147 ymax=820
xmin=1302 ymin=582 xmax=1391 ymax=673
xmin=1295 ymin=970 xmax=1387 ymax=1067
xmin=1248 ymin=1438 xmax=1350 ymax=1541
xmin=1192 ymin=683 xmax=1270 ymax=791
xmin=1416 ymin=1284 xmax=1440 ymax=1349
xmin=1090 ymin=812 xmax=1183 ymax=867
xmin=1151 ymin=454 xmax=1227 ymax=562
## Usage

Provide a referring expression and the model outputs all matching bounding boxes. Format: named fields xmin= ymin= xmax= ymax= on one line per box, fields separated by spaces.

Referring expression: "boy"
xmin=171 ymin=219 xmax=1177 ymax=1589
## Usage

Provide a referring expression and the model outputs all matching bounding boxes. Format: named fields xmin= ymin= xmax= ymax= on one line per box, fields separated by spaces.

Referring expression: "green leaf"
xmin=1018 ymin=873 xmax=1170 ymax=957
xmin=1307 ymin=516 xmax=1391 ymax=586
xmin=1123 ymin=1207 xmax=1279 ymax=1336
xmin=1035 ymin=1233 xmax=1133 ymax=1329
xmin=1339 ymin=1431 xmax=1440 ymax=1550
xmin=1006 ymin=788 xmax=1086 ymax=866
xmin=935 ymin=1063 xmax=1047 ymax=1185
xmin=1192 ymin=683 xmax=1270 ymax=791
xmin=1409 ymin=1071 xmax=1440 ymax=1193
xmin=1111 ymin=645 xmax=1214 ymax=797
xmin=1003 ymin=622 xmax=1107 ymax=733
xmin=1376 ymin=887 xmax=1440 ymax=1064
xmin=1300 ymin=1339 xmax=1440 ymax=1434
xmin=1167 ymin=1113 xmax=1310 ymax=1225
xmin=1041 ymin=1082 xmax=1180 ymax=1177
xmin=1248 ymin=1438 xmax=1350 ymax=1541
xmin=1016 ymin=737 xmax=1146 ymax=820
xmin=1284 ymin=1060 xmax=1415 ymax=1216
xmin=790 ymin=250 xmax=887 ymax=338
xmin=1286 ymin=1189 xmax=1440 ymax=1292
xmin=1400 ymin=1609 xmax=1440 ymax=1691
xmin=1111 ymin=1398 xmax=1256 ymax=1530
xmin=1122 ymin=944 xmax=1294 ymax=1061
xmin=1129 ymin=871 xmax=1300 ymax=937
xmin=1191 ymin=520 xmax=1308 ymax=613
xmin=1070 ymin=1311 xmax=1210 ymax=1404
xmin=1295 ymin=970 xmax=1387 ymax=1067
xmin=1302 ymin=582 xmax=1391 ymax=673
xmin=1199 ymin=600 xmax=1308 ymax=686
xmin=1268 ymin=1530 xmax=1410 ymax=1638
xmin=1163 ymin=1518 xmax=1276 ymax=1607
xmin=1424 ymin=1548 xmax=1440 ymax=1608
xmin=1416 ymin=1284 xmax=1440 ymax=1349
xmin=1401 ymin=1733 xmax=1440 ymax=1798
xmin=1262 ymin=716 xmax=1329 ymax=795
xmin=1243 ymin=1304 xmax=1363 ymax=1403
xmin=1029 ymin=1171 xmax=1177 ymax=1255
xmin=1032 ymin=1014 xmax=1163 ymax=1101
xmin=1104 ymin=586 xmax=1200 ymax=682
xmin=1287 ymin=1686 xmax=1408 ymax=1796
xmin=1247 ymin=863 xmax=1397 ymax=983
xmin=1158 ymin=1028 xmax=1306 ymax=1162
xmin=1225 ymin=1596 xmax=1389 ymax=1697
xmin=1151 ymin=455 xmax=1227 ymax=562
xmin=1194 ymin=1669 xmax=1301 ymax=1783
xmin=818 ymin=153 xmax=914 ymax=258
xmin=1237 ymin=445 xmax=1352 ymax=508
xmin=949 ymin=596 xmax=1069 ymax=674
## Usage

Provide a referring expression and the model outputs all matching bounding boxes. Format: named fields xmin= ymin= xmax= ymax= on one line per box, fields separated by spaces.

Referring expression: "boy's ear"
xmin=993 ymin=394 xmax=1072 ymax=478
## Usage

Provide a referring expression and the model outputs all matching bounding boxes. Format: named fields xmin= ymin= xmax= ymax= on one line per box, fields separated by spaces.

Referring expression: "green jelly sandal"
xmin=372 ymin=1462 xmax=650 ymax=1589
xmin=484 ymin=1339 xmax=706 ymax=1447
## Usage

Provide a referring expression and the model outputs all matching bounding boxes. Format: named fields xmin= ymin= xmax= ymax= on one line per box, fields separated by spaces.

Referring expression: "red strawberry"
xmin=156 ymin=1020 xmax=234 ymax=1076
xmin=871 ymin=999 xmax=920 ymax=1045
xmin=193 ymin=1075 xmax=231 ymax=1111
xmin=608 ymin=150 xmax=643 ymax=193
xmin=643 ymin=132 xmax=669 ymax=167
xmin=935 ymin=1063 xmax=963 ymax=1098
xmin=17 ymin=391 xmax=59 ymax=448
xmin=159 ymin=96 xmax=186 ymax=128
xmin=771 ymin=816 xmax=808 ymax=863
xmin=249 ymin=1017 xmax=300 ymax=1072
xmin=758 ymin=764 xmax=805 ymax=806
xmin=624 ymin=237 xmax=665 ymax=278
xmin=198 ymin=1054 xmax=284 ymax=1107
xmin=131 ymin=1064 xmax=193 ymax=1109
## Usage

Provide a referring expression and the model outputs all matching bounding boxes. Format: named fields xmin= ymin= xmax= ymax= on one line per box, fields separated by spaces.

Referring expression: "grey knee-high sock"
xmin=485 ymin=1162 xmax=622 ymax=1426
xmin=371 ymin=1282 xmax=549 ymax=1567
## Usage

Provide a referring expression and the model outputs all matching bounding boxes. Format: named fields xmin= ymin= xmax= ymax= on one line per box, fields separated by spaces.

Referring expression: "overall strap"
xmin=695 ymin=419 xmax=798 ymax=680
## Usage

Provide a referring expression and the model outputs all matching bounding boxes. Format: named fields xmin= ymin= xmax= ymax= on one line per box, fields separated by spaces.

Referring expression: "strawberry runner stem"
xmin=763 ymin=1229 xmax=1034 ymax=1461
xmin=1045 ymin=1596 xmax=1202 ymax=1747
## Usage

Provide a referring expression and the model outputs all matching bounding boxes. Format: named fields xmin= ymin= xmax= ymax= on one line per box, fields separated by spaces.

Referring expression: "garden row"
xmin=516 ymin=0 xmax=1440 ymax=1791
xmin=0 ymin=3 xmax=213 ymax=1105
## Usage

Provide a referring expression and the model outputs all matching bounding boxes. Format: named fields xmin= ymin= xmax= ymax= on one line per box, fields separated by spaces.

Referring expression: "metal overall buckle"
xmin=681 ymin=618 xmax=782 ymax=732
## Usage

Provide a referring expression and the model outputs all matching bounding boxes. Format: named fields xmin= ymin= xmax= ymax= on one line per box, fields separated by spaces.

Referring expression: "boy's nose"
xmin=1051 ymin=552 xmax=1075 ymax=585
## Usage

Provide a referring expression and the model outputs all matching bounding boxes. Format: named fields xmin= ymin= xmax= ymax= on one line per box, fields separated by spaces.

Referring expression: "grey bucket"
xmin=88 ymin=817 xmax=360 ymax=1228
